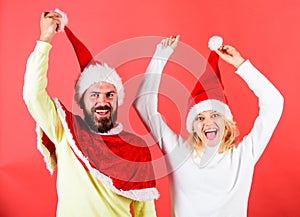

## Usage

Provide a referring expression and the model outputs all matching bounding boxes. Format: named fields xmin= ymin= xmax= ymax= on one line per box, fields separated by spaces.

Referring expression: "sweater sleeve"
xmin=235 ymin=60 xmax=284 ymax=163
xmin=132 ymin=200 xmax=157 ymax=217
xmin=134 ymin=44 xmax=185 ymax=154
xmin=23 ymin=41 xmax=64 ymax=145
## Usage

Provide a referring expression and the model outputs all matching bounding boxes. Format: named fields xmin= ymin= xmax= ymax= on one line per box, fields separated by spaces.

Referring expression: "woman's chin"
xmin=205 ymin=139 xmax=221 ymax=147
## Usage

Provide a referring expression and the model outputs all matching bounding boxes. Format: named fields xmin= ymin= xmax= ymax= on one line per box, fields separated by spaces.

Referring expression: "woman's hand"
xmin=161 ymin=35 xmax=180 ymax=50
xmin=215 ymin=45 xmax=245 ymax=68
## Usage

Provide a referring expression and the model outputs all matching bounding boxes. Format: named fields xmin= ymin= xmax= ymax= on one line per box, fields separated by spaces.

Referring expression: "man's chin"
xmin=97 ymin=125 xmax=114 ymax=133
xmin=95 ymin=120 xmax=114 ymax=133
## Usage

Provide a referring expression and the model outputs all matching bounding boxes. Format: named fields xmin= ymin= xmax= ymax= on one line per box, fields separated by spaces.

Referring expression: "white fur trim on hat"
xmin=186 ymin=99 xmax=233 ymax=133
xmin=54 ymin=8 xmax=68 ymax=32
xmin=75 ymin=63 xmax=124 ymax=105
xmin=208 ymin=36 xmax=223 ymax=51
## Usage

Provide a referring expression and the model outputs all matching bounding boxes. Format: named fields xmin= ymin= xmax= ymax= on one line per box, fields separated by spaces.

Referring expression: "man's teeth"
xmin=95 ymin=109 xmax=109 ymax=114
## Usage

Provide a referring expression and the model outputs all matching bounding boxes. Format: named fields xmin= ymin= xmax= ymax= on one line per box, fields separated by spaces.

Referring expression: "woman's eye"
xmin=195 ymin=116 xmax=204 ymax=121
xmin=212 ymin=113 xmax=220 ymax=118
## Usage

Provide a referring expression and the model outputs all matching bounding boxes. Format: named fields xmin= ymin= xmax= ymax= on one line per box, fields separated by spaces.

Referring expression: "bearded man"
xmin=23 ymin=9 xmax=158 ymax=217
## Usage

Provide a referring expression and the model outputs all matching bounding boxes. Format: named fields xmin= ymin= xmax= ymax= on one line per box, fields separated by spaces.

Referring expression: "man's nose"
xmin=95 ymin=93 xmax=107 ymax=103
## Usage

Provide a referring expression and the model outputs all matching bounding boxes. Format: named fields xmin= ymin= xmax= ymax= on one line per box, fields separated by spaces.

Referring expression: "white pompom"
xmin=54 ymin=8 xmax=68 ymax=32
xmin=208 ymin=35 xmax=223 ymax=51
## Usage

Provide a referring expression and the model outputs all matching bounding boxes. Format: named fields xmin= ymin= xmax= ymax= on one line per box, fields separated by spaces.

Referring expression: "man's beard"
xmin=83 ymin=105 xmax=118 ymax=133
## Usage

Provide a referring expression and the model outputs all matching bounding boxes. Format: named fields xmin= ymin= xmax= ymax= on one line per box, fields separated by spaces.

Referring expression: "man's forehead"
xmin=88 ymin=82 xmax=117 ymax=92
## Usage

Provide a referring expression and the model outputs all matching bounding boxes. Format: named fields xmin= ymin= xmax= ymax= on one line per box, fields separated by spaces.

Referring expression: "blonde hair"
xmin=188 ymin=116 xmax=239 ymax=154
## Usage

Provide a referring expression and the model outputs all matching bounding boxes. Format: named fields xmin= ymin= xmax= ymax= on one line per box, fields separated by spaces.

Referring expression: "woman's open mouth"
xmin=204 ymin=129 xmax=217 ymax=140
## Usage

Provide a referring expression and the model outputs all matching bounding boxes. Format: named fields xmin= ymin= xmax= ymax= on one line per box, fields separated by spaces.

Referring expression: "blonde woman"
xmin=134 ymin=36 xmax=284 ymax=217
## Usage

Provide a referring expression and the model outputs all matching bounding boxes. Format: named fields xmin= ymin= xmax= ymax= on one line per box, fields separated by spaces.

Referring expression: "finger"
xmin=215 ymin=49 xmax=222 ymax=56
xmin=43 ymin=12 xmax=50 ymax=17
xmin=169 ymin=35 xmax=175 ymax=41
xmin=161 ymin=39 xmax=167 ymax=47
xmin=42 ymin=14 xmax=61 ymax=32
xmin=221 ymin=45 xmax=237 ymax=57
xmin=216 ymin=47 xmax=230 ymax=57
xmin=55 ymin=20 xmax=61 ymax=32
xmin=164 ymin=38 xmax=169 ymax=46
xmin=221 ymin=45 xmax=235 ymax=52
xmin=218 ymin=46 xmax=230 ymax=55
xmin=168 ymin=34 xmax=180 ymax=50
xmin=223 ymin=45 xmax=234 ymax=49
xmin=168 ymin=34 xmax=178 ymax=41
xmin=43 ymin=11 xmax=62 ymax=19
xmin=171 ymin=35 xmax=180 ymax=46
xmin=174 ymin=34 xmax=180 ymax=42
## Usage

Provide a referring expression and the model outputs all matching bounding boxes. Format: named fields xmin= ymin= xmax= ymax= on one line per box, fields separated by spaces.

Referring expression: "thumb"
xmin=215 ymin=48 xmax=222 ymax=56
xmin=170 ymin=34 xmax=180 ymax=50
xmin=215 ymin=48 xmax=229 ymax=61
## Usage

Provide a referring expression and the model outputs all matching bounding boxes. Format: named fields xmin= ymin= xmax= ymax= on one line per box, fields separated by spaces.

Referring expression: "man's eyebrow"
xmin=90 ymin=90 xmax=116 ymax=94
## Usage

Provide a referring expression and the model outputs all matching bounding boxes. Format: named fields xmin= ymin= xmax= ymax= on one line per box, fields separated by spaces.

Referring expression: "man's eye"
xmin=106 ymin=92 xmax=115 ymax=98
xmin=90 ymin=93 xmax=97 ymax=97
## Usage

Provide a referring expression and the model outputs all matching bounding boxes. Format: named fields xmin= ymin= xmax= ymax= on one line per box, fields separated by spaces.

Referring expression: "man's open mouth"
xmin=95 ymin=109 xmax=109 ymax=115
xmin=94 ymin=106 xmax=111 ymax=117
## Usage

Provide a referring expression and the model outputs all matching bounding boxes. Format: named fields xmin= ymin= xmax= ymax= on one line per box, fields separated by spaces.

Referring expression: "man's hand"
xmin=215 ymin=45 xmax=245 ymax=68
xmin=39 ymin=11 xmax=62 ymax=43
xmin=161 ymin=35 xmax=180 ymax=50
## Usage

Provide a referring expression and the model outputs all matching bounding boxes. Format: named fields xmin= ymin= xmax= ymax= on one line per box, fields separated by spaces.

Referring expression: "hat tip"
xmin=54 ymin=8 xmax=68 ymax=32
xmin=208 ymin=35 xmax=223 ymax=51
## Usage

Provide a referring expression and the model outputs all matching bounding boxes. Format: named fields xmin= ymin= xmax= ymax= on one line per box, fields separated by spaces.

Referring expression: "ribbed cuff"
xmin=35 ymin=40 xmax=52 ymax=55
xmin=153 ymin=43 xmax=174 ymax=60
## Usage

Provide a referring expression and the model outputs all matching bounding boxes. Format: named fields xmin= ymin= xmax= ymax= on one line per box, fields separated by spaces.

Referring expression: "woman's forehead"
xmin=197 ymin=110 xmax=215 ymax=116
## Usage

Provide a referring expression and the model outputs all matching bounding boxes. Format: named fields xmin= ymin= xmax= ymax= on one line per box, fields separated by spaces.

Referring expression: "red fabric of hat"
xmin=186 ymin=36 xmax=233 ymax=133
xmin=59 ymin=17 xmax=124 ymax=105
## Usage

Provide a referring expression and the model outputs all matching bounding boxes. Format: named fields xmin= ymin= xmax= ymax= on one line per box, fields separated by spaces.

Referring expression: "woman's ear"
xmin=234 ymin=127 xmax=240 ymax=138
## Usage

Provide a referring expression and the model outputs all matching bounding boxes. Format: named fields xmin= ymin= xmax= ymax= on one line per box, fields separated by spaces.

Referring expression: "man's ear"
xmin=79 ymin=96 xmax=85 ymax=109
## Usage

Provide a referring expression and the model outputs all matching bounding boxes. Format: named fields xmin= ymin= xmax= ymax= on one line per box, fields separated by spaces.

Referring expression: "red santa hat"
xmin=186 ymin=36 xmax=233 ymax=133
xmin=55 ymin=9 xmax=124 ymax=105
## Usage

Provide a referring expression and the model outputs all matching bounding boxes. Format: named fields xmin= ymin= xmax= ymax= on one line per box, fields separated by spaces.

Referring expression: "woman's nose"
xmin=203 ymin=117 xmax=213 ymax=125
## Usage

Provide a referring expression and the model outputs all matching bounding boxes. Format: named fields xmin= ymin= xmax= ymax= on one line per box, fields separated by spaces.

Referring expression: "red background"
xmin=1 ymin=0 xmax=300 ymax=216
